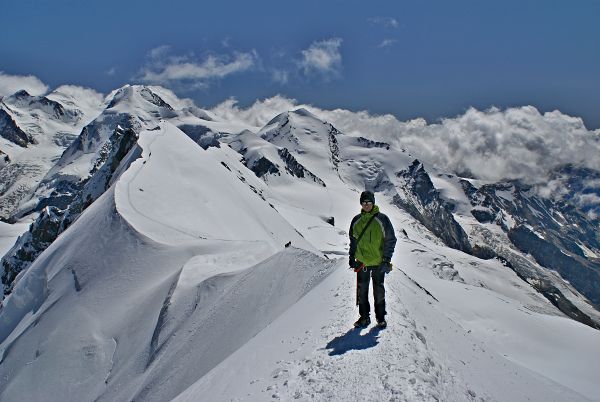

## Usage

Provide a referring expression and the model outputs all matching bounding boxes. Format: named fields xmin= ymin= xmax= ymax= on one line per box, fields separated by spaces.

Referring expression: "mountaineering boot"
xmin=354 ymin=316 xmax=370 ymax=328
xmin=377 ymin=319 xmax=387 ymax=329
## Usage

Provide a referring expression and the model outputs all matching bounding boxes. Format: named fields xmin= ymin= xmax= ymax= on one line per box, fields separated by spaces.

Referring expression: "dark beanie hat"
xmin=360 ymin=191 xmax=375 ymax=204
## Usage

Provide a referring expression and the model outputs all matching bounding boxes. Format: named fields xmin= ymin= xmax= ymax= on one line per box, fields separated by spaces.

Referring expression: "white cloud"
xmin=575 ymin=193 xmax=600 ymax=207
xmin=271 ymin=69 xmax=290 ymax=84
xmin=106 ymin=67 xmax=117 ymax=76
xmin=584 ymin=179 xmax=600 ymax=189
xmin=149 ymin=45 xmax=171 ymax=60
xmin=208 ymin=96 xmax=600 ymax=188
xmin=209 ymin=95 xmax=298 ymax=128
xmin=0 ymin=72 xmax=48 ymax=97
xmin=378 ymin=39 xmax=397 ymax=48
xmin=331 ymin=105 xmax=600 ymax=184
xmin=303 ymin=105 xmax=592 ymax=183
xmin=368 ymin=17 xmax=399 ymax=28
xmin=139 ymin=47 xmax=258 ymax=89
xmin=49 ymin=85 xmax=104 ymax=103
xmin=573 ymin=192 xmax=600 ymax=221
xmin=46 ymin=85 xmax=105 ymax=114
xmin=299 ymin=38 xmax=343 ymax=78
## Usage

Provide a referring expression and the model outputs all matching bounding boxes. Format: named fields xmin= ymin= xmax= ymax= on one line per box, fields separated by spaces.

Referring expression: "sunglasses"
xmin=361 ymin=201 xmax=373 ymax=205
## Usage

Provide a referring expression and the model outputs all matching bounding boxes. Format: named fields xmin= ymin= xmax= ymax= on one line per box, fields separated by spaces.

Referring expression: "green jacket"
xmin=349 ymin=205 xmax=397 ymax=266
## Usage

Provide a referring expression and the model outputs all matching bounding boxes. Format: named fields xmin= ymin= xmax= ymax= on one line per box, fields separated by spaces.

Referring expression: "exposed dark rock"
xmin=251 ymin=157 xmax=279 ymax=178
xmin=262 ymin=114 xmax=291 ymax=140
xmin=228 ymin=142 xmax=281 ymax=180
xmin=38 ymin=96 xmax=68 ymax=119
xmin=508 ymin=225 xmax=600 ymax=307
xmin=470 ymin=208 xmax=497 ymax=224
xmin=356 ymin=137 xmax=390 ymax=150
xmin=394 ymin=160 xmax=471 ymax=253
xmin=0 ymin=108 xmax=34 ymax=147
xmin=1 ymin=121 xmax=142 ymax=294
xmin=0 ymin=149 xmax=9 ymax=164
xmin=461 ymin=176 xmax=600 ymax=327
xmin=328 ymin=126 xmax=340 ymax=172
xmin=467 ymin=232 xmax=600 ymax=329
xmin=11 ymin=89 xmax=30 ymax=99
xmin=59 ymin=125 xmax=139 ymax=231
xmin=182 ymin=107 xmax=214 ymax=121
xmin=277 ymin=148 xmax=325 ymax=187
xmin=2 ymin=207 xmax=64 ymax=294
xmin=471 ymin=244 xmax=497 ymax=260
xmin=177 ymin=124 xmax=221 ymax=150
xmin=462 ymin=178 xmax=600 ymax=309
xmin=532 ymin=280 xmax=600 ymax=330
xmin=139 ymin=87 xmax=174 ymax=110
xmin=390 ymin=160 xmax=599 ymax=327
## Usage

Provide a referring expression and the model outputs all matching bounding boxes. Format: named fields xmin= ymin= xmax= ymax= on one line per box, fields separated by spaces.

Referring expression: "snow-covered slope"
xmin=0 ymin=88 xmax=103 ymax=219
xmin=1 ymin=87 xmax=599 ymax=402
xmin=175 ymin=241 xmax=600 ymax=401
xmin=0 ymin=123 xmax=329 ymax=401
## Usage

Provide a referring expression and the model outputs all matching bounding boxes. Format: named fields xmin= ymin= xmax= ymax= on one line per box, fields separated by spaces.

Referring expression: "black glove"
xmin=349 ymin=257 xmax=359 ymax=270
xmin=380 ymin=259 xmax=392 ymax=274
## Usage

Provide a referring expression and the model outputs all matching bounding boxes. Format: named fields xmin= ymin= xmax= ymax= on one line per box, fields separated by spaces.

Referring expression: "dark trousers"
xmin=357 ymin=267 xmax=386 ymax=321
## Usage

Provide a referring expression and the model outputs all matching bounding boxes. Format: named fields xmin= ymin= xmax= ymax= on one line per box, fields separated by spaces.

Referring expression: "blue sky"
xmin=1 ymin=0 xmax=599 ymax=128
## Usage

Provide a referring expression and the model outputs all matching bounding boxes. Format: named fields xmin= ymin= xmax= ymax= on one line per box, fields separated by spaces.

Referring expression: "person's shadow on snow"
xmin=325 ymin=326 xmax=381 ymax=356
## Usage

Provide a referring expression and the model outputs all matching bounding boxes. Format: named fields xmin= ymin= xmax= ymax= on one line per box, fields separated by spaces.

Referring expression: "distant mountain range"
xmin=0 ymin=85 xmax=599 ymax=401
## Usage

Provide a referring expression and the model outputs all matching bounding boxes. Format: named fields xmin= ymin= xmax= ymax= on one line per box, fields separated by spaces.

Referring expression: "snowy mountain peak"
xmin=258 ymin=108 xmax=341 ymax=163
xmin=291 ymin=107 xmax=319 ymax=119
xmin=261 ymin=108 xmax=332 ymax=137
xmin=7 ymin=89 xmax=31 ymax=99
xmin=46 ymin=85 xmax=104 ymax=120
xmin=106 ymin=85 xmax=175 ymax=116
xmin=0 ymin=86 xmax=104 ymax=219
xmin=0 ymin=107 xmax=34 ymax=147
xmin=3 ymin=90 xmax=79 ymax=123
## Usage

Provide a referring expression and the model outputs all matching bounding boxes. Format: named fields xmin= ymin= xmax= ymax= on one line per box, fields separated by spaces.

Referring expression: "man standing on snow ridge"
xmin=349 ymin=191 xmax=397 ymax=329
